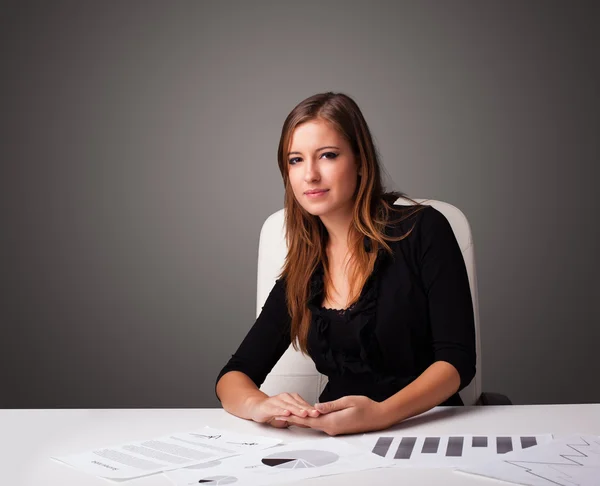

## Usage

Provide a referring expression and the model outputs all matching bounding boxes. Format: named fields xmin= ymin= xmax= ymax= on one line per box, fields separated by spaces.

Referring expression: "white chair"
xmin=256 ymin=197 xmax=501 ymax=406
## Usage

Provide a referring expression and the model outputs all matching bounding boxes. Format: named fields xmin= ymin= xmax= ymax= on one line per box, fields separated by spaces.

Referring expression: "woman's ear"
xmin=356 ymin=160 xmax=363 ymax=177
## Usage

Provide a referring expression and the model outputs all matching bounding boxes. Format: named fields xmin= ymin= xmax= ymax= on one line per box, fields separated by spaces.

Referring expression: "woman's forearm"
xmin=379 ymin=361 xmax=461 ymax=427
xmin=216 ymin=371 xmax=268 ymax=420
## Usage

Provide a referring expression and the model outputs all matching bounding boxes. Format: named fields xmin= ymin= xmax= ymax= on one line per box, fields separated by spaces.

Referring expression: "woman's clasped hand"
xmin=246 ymin=392 xmax=321 ymax=428
xmin=250 ymin=393 xmax=388 ymax=436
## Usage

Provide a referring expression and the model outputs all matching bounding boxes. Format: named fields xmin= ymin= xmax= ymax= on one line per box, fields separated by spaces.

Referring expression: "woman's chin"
xmin=301 ymin=206 xmax=329 ymax=217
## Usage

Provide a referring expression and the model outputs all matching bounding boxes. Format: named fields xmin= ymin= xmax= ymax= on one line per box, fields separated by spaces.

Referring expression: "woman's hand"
xmin=282 ymin=395 xmax=388 ymax=435
xmin=245 ymin=392 xmax=321 ymax=428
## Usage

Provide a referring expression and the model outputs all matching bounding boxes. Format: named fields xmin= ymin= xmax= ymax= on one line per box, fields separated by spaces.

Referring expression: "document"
xmin=360 ymin=433 xmax=554 ymax=468
xmin=457 ymin=434 xmax=600 ymax=486
xmin=164 ymin=437 xmax=394 ymax=486
xmin=52 ymin=427 xmax=281 ymax=480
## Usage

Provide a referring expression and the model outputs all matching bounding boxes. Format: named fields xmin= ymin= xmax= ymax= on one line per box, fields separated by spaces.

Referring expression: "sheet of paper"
xmin=359 ymin=433 xmax=554 ymax=468
xmin=164 ymin=437 xmax=394 ymax=486
xmin=457 ymin=434 xmax=600 ymax=486
xmin=52 ymin=427 xmax=281 ymax=480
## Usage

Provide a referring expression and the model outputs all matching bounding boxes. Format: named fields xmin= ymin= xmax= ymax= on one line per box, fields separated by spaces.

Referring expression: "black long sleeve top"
xmin=216 ymin=205 xmax=476 ymax=406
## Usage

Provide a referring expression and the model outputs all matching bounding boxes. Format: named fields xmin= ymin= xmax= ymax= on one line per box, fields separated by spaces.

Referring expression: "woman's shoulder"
xmin=384 ymin=200 xmax=439 ymax=234
xmin=382 ymin=200 xmax=456 ymax=253
xmin=385 ymin=202 xmax=460 ymax=261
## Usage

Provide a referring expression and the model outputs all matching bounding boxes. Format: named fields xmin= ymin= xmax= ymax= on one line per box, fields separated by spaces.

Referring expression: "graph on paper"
xmin=362 ymin=434 xmax=554 ymax=468
xmin=165 ymin=437 xmax=393 ymax=486
xmin=196 ymin=476 xmax=238 ymax=485
xmin=261 ymin=450 xmax=340 ymax=469
xmin=458 ymin=435 xmax=600 ymax=486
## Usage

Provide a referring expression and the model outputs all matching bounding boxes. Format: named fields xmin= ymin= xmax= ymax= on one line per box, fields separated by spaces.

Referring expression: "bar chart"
xmin=362 ymin=434 xmax=554 ymax=468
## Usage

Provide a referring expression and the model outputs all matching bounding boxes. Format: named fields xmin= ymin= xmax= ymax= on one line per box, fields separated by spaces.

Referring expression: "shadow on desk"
xmin=386 ymin=406 xmax=491 ymax=432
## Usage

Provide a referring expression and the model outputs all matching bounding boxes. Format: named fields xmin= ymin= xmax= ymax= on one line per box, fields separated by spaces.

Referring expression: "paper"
xmin=360 ymin=433 xmax=554 ymax=468
xmin=164 ymin=437 xmax=394 ymax=486
xmin=52 ymin=427 xmax=281 ymax=480
xmin=457 ymin=435 xmax=600 ymax=486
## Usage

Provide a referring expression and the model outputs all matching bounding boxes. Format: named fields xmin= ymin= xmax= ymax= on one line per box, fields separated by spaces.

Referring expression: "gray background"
xmin=1 ymin=1 xmax=598 ymax=408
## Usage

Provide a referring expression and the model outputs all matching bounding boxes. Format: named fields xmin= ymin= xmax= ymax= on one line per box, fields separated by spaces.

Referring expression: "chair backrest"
xmin=256 ymin=198 xmax=482 ymax=405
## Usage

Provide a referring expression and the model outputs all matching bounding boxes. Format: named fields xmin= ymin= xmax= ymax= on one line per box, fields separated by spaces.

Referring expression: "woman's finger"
xmin=286 ymin=421 xmax=310 ymax=428
xmin=283 ymin=415 xmax=319 ymax=429
xmin=277 ymin=393 xmax=318 ymax=417
xmin=267 ymin=417 xmax=290 ymax=428
xmin=253 ymin=401 xmax=290 ymax=423
xmin=274 ymin=395 xmax=311 ymax=417
xmin=290 ymin=393 xmax=320 ymax=417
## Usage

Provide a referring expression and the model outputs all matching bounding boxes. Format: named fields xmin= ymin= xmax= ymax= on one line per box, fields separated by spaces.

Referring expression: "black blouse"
xmin=216 ymin=205 xmax=476 ymax=406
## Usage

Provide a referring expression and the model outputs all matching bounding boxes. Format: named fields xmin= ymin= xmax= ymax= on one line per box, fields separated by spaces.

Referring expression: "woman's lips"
xmin=305 ymin=190 xmax=329 ymax=198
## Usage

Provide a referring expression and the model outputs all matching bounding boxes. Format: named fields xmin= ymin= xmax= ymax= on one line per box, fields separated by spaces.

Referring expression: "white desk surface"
xmin=3 ymin=404 xmax=600 ymax=486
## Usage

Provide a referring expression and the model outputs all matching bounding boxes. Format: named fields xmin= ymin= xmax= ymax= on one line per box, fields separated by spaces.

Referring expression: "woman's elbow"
xmin=456 ymin=360 xmax=476 ymax=392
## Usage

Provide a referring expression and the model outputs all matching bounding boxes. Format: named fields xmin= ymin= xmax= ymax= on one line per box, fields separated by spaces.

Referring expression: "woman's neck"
xmin=320 ymin=210 xmax=353 ymax=250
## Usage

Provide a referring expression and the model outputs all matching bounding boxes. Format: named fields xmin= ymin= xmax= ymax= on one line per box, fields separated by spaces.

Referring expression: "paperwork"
xmin=360 ymin=433 xmax=554 ymax=468
xmin=53 ymin=424 xmax=600 ymax=485
xmin=52 ymin=427 xmax=281 ymax=480
xmin=457 ymin=434 xmax=600 ymax=486
xmin=164 ymin=437 xmax=394 ymax=486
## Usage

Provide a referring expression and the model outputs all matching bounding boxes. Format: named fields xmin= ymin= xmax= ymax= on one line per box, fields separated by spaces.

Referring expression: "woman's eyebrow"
xmin=287 ymin=145 xmax=340 ymax=156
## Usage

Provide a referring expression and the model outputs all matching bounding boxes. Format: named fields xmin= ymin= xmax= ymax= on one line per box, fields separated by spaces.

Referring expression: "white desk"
xmin=3 ymin=404 xmax=599 ymax=485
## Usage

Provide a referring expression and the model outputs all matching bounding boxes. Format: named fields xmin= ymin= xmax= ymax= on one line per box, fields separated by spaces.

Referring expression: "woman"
xmin=215 ymin=92 xmax=476 ymax=436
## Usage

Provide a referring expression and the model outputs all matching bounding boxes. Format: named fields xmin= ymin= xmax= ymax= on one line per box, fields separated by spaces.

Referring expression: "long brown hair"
xmin=276 ymin=92 xmax=426 ymax=353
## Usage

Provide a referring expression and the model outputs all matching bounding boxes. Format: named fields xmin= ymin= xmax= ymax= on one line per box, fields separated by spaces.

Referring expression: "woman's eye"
xmin=288 ymin=153 xmax=337 ymax=165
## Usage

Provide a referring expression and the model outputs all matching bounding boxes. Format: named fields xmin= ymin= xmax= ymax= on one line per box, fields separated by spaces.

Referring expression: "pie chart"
xmin=261 ymin=450 xmax=339 ymax=469
xmin=197 ymin=476 xmax=237 ymax=485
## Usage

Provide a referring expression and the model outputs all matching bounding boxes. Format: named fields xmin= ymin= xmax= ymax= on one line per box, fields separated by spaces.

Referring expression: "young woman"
xmin=215 ymin=92 xmax=476 ymax=436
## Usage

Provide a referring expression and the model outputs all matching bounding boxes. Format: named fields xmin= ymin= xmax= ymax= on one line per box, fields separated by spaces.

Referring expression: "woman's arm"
xmin=417 ymin=206 xmax=477 ymax=393
xmin=214 ymin=278 xmax=290 ymax=404
xmin=281 ymin=361 xmax=460 ymax=434
xmin=216 ymin=371 xmax=271 ymax=420
xmin=378 ymin=361 xmax=460 ymax=427
xmin=363 ymin=206 xmax=475 ymax=429
xmin=217 ymin=370 xmax=319 ymax=424
xmin=215 ymin=278 xmax=320 ymax=424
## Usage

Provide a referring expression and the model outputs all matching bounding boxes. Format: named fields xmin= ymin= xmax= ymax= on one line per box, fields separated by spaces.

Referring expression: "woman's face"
xmin=287 ymin=118 xmax=360 ymax=220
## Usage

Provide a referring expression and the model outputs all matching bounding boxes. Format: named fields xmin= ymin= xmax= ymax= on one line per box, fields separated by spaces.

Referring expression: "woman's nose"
xmin=303 ymin=159 xmax=319 ymax=182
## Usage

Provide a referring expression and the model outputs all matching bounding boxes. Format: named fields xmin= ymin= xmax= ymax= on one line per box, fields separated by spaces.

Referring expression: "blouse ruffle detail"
xmin=307 ymin=245 xmax=389 ymax=376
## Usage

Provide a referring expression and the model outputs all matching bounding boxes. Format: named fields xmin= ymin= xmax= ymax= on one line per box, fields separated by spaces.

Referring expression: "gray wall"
xmin=1 ymin=1 xmax=598 ymax=408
